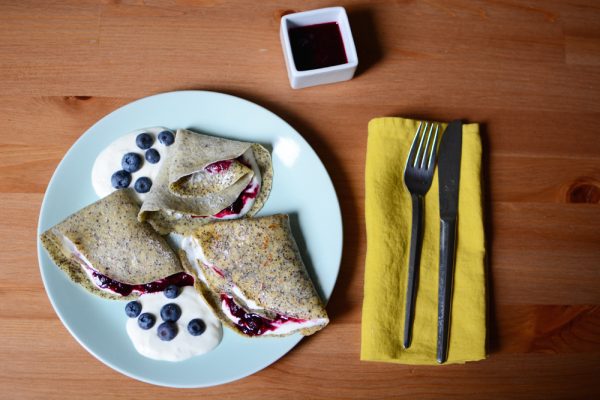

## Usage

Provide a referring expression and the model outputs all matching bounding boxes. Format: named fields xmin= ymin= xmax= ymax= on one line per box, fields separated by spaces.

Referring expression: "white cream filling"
xmin=57 ymin=232 xmax=94 ymax=270
xmin=221 ymin=300 xmax=241 ymax=324
xmin=181 ymin=236 xmax=210 ymax=285
xmin=126 ymin=286 xmax=222 ymax=362
xmin=262 ymin=318 xmax=328 ymax=336
xmin=57 ymin=232 xmax=116 ymax=294
xmin=231 ymin=285 xmax=261 ymax=311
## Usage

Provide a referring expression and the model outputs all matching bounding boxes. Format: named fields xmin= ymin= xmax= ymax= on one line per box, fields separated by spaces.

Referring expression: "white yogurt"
xmin=126 ymin=286 xmax=222 ymax=362
xmin=91 ymin=127 xmax=173 ymax=203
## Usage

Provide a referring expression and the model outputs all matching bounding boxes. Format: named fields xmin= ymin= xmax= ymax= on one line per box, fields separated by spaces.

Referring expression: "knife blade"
xmin=436 ymin=120 xmax=463 ymax=363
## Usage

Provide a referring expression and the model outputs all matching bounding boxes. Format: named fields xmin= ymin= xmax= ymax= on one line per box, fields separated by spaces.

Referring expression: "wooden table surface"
xmin=1 ymin=1 xmax=599 ymax=399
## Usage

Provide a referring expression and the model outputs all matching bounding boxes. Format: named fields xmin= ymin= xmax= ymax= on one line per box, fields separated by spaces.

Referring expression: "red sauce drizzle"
xmin=213 ymin=182 xmax=259 ymax=218
xmin=204 ymin=160 xmax=233 ymax=173
xmin=221 ymin=294 xmax=306 ymax=336
xmin=212 ymin=266 xmax=225 ymax=278
xmin=90 ymin=270 xmax=193 ymax=296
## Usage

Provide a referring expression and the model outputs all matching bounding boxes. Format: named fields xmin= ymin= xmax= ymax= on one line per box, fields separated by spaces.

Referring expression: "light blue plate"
xmin=36 ymin=91 xmax=343 ymax=388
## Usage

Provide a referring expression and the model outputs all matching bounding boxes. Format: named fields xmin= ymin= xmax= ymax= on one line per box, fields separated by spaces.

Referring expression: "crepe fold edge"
xmin=167 ymin=129 xmax=252 ymax=189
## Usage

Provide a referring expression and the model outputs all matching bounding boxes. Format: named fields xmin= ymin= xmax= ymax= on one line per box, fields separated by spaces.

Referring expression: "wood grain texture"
xmin=0 ymin=0 xmax=599 ymax=399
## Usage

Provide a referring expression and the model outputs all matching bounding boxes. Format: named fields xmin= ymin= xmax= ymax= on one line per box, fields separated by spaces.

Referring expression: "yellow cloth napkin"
xmin=361 ymin=117 xmax=486 ymax=365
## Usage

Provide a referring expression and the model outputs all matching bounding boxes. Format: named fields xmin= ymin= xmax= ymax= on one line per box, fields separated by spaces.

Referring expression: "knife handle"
xmin=437 ymin=218 xmax=457 ymax=363
xmin=403 ymin=193 xmax=423 ymax=349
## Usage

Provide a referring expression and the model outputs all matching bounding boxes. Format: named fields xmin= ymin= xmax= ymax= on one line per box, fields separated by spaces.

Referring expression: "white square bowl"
xmin=280 ymin=7 xmax=358 ymax=89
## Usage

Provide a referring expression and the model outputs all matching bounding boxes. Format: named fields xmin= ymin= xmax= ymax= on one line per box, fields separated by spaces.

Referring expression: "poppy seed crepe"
xmin=40 ymin=189 xmax=184 ymax=300
xmin=180 ymin=214 xmax=329 ymax=337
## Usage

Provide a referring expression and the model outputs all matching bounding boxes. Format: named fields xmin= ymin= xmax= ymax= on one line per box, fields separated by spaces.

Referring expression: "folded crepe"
xmin=139 ymin=129 xmax=273 ymax=235
xmin=40 ymin=189 xmax=188 ymax=300
xmin=179 ymin=214 xmax=329 ymax=337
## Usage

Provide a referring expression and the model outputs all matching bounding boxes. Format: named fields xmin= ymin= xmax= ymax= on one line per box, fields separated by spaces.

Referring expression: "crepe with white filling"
xmin=40 ymin=189 xmax=186 ymax=300
xmin=138 ymin=129 xmax=272 ymax=235
xmin=180 ymin=214 xmax=329 ymax=337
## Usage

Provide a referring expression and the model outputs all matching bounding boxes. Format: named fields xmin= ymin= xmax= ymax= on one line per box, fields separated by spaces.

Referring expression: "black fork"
xmin=402 ymin=121 xmax=440 ymax=348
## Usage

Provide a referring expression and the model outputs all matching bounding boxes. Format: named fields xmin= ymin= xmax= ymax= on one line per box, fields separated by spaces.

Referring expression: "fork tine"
xmin=406 ymin=121 xmax=423 ymax=168
xmin=413 ymin=122 xmax=428 ymax=167
xmin=420 ymin=122 xmax=435 ymax=169
xmin=427 ymin=124 xmax=440 ymax=170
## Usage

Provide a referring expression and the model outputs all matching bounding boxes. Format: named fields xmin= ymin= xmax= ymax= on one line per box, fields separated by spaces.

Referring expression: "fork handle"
xmin=403 ymin=193 xmax=424 ymax=349
xmin=437 ymin=217 xmax=457 ymax=363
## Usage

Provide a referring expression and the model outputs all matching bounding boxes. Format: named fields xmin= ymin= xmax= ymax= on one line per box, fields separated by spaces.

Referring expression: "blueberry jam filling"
xmin=211 ymin=266 xmax=225 ymax=278
xmin=204 ymin=159 xmax=233 ymax=174
xmin=89 ymin=270 xmax=193 ymax=296
xmin=213 ymin=182 xmax=260 ymax=218
xmin=221 ymin=294 xmax=306 ymax=336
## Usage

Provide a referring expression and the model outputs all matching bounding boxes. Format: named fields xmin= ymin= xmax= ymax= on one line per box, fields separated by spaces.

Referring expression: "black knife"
xmin=436 ymin=120 xmax=462 ymax=363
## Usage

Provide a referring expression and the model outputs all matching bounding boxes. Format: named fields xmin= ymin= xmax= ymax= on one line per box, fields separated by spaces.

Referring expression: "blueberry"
xmin=134 ymin=177 xmax=152 ymax=193
xmin=145 ymin=148 xmax=160 ymax=164
xmin=125 ymin=301 xmax=142 ymax=318
xmin=157 ymin=322 xmax=178 ymax=341
xmin=158 ymin=130 xmax=174 ymax=146
xmin=187 ymin=318 xmax=206 ymax=336
xmin=164 ymin=285 xmax=179 ymax=299
xmin=121 ymin=152 xmax=142 ymax=173
xmin=160 ymin=303 xmax=181 ymax=322
xmin=111 ymin=170 xmax=131 ymax=189
xmin=136 ymin=133 xmax=153 ymax=150
xmin=138 ymin=313 xmax=156 ymax=330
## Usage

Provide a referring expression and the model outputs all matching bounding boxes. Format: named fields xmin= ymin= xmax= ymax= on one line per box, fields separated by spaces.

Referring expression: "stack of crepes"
xmin=139 ymin=129 xmax=273 ymax=234
xmin=361 ymin=117 xmax=487 ymax=365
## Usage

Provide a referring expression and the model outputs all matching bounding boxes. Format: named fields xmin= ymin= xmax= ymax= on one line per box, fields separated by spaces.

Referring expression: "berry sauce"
xmin=221 ymin=294 xmax=306 ymax=336
xmin=213 ymin=182 xmax=260 ymax=218
xmin=205 ymin=160 xmax=233 ymax=174
xmin=90 ymin=270 xmax=193 ymax=296
xmin=211 ymin=266 xmax=225 ymax=278
xmin=288 ymin=22 xmax=348 ymax=71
